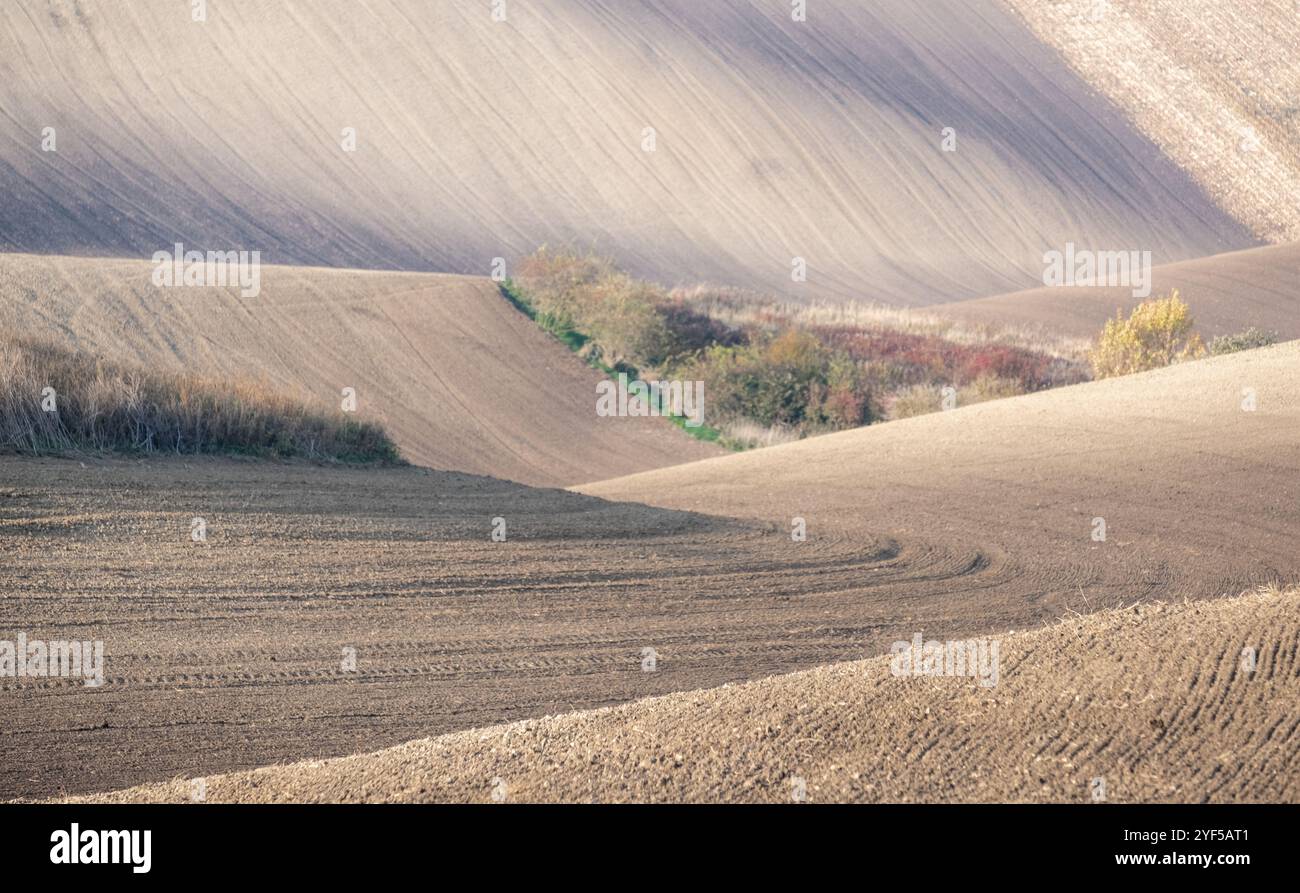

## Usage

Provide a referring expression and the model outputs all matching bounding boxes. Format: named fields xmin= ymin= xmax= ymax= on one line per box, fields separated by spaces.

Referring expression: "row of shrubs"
xmin=511 ymin=250 xmax=1286 ymax=447
xmin=0 ymin=337 xmax=402 ymax=463
xmin=507 ymin=249 xmax=1088 ymax=444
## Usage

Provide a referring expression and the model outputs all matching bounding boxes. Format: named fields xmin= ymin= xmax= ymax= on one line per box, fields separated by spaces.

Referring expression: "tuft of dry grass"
xmin=0 ymin=337 xmax=401 ymax=463
xmin=713 ymin=418 xmax=803 ymax=451
xmin=889 ymin=375 xmax=1027 ymax=421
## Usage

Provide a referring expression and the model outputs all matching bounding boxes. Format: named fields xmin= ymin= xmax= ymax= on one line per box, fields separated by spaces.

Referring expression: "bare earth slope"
xmin=932 ymin=241 xmax=1300 ymax=340
xmin=4 ymin=346 xmax=1297 ymax=801
xmin=0 ymin=454 xmax=932 ymax=799
xmin=1003 ymin=0 xmax=1300 ymax=244
xmin=0 ymin=252 xmax=716 ymax=486
xmin=584 ymin=343 xmax=1300 ymax=608
xmin=0 ymin=0 xmax=1252 ymax=304
xmin=69 ymin=586 xmax=1298 ymax=804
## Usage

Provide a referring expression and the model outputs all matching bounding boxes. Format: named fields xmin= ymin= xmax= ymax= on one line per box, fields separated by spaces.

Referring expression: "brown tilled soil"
xmin=1003 ymin=0 xmax=1300 ymax=243
xmin=583 ymin=343 xmax=1300 ymax=606
xmin=0 ymin=253 xmax=717 ymax=486
xmin=3 ymin=0 xmax=1295 ymax=809
xmin=63 ymin=586 xmax=1300 ymax=804
xmin=0 ymin=454 xmax=932 ymax=800
xmin=0 ymin=0 xmax=1250 ymax=304
xmin=3 ymin=345 xmax=1298 ymax=802
xmin=933 ymin=241 xmax=1300 ymax=340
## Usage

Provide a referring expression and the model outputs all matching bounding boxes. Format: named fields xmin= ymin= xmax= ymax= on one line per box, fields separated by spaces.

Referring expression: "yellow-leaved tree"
xmin=1089 ymin=290 xmax=1205 ymax=379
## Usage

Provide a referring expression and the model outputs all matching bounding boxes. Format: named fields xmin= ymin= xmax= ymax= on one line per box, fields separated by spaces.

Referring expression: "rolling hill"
xmin=0 ymin=252 xmax=716 ymax=486
xmin=583 ymin=342 xmax=1300 ymax=610
xmin=932 ymin=241 xmax=1300 ymax=340
xmin=3 ymin=0 xmax=1297 ymax=808
xmin=6 ymin=344 xmax=1297 ymax=801
xmin=0 ymin=0 xmax=1253 ymax=304
xmin=1004 ymin=0 xmax=1300 ymax=245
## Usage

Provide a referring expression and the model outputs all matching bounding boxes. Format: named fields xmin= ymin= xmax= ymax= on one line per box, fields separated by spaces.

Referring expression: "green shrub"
xmin=1209 ymin=327 xmax=1280 ymax=356
xmin=512 ymin=249 xmax=742 ymax=371
xmin=680 ymin=331 xmax=875 ymax=431
xmin=585 ymin=277 xmax=675 ymax=368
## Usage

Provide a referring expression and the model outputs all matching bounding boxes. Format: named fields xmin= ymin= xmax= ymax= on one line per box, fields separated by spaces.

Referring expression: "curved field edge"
xmin=499 ymin=278 xmax=737 ymax=450
xmin=0 ymin=253 xmax=720 ymax=486
xmin=53 ymin=586 xmax=1299 ymax=804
